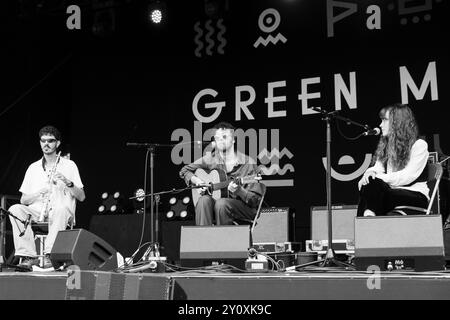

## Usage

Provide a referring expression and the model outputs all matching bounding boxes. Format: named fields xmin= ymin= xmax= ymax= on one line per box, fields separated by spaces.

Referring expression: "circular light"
xmin=182 ymin=196 xmax=190 ymax=204
xmin=150 ymin=9 xmax=162 ymax=24
xmin=180 ymin=210 xmax=188 ymax=218
xmin=114 ymin=192 xmax=120 ymax=199
xmin=98 ymin=205 xmax=105 ymax=213
xmin=101 ymin=192 xmax=108 ymax=199
xmin=169 ymin=197 xmax=177 ymax=205
xmin=135 ymin=188 xmax=145 ymax=202
xmin=111 ymin=205 xmax=117 ymax=212
xmin=166 ymin=211 xmax=174 ymax=219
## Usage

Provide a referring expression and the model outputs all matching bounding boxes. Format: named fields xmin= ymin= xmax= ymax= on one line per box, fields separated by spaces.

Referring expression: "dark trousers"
xmin=195 ymin=195 xmax=256 ymax=226
xmin=357 ymin=178 xmax=428 ymax=216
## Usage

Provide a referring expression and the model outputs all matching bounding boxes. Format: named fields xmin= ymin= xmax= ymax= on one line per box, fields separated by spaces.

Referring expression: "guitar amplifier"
xmin=311 ymin=205 xmax=357 ymax=241
xmin=252 ymin=207 xmax=295 ymax=243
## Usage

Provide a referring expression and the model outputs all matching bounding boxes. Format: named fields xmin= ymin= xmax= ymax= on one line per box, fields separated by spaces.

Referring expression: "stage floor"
xmin=1 ymin=267 xmax=450 ymax=300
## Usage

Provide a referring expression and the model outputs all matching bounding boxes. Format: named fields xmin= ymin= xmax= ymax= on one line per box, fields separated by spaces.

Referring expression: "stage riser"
xmin=0 ymin=274 xmax=67 ymax=300
xmin=65 ymin=271 xmax=172 ymax=300
xmin=172 ymin=277 xmax=450 ymax=300
xmin=0 ymin=271 xmax=172 ymax=300
xmin=2 ymin=272 xmax=450 ymax=300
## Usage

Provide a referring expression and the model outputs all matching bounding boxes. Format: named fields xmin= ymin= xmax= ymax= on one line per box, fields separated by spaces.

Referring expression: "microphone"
xmin=19 ymin=214 xmax=32 ymax=237
xmin=363 ymin=127 xmax=381 ymax=136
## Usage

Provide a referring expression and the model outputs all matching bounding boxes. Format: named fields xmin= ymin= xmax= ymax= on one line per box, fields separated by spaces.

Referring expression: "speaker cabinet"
xmin=180 ymin=225 xmax=250 ymax=269
xmin=253 ymin=207 xmax=295 ymax=243
xmin=354 ymin=215 xmax=445 ymax=271
xmin=50 ymin=229 xmax=118 ymax=271
xmin=311 ymin=205 xmax=357 ymax=241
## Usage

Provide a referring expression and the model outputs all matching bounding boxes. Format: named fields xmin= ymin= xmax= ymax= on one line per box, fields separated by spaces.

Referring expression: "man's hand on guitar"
xmin=227 ymin=181 xmax=240 ymax=194
xmin=191 ymin=176 xmax=208 ymax=195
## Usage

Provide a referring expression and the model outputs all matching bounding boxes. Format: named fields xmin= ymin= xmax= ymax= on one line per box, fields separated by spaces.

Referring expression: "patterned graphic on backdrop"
xmin=254 ymin=8 xmax=287 ymax=48
xmin=171 ymin=122 xmax=295 ymax=187
xmin=170 ymin=59 xmax=439 ymax=187
xmin=392 ymin=0 xmax=442 ymax=25
xmin=322 ymin=154 xmax=373 ymax=182
xmin=327 ymin=0 xmax=443 ymax=37
xmin=194 ymin=19 xmax=227 ymax=57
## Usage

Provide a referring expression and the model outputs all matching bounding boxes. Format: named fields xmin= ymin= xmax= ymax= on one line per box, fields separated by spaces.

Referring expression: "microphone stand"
xmin=126 ymin=141 xmax=211 ymax=260
xmin=295 ymin=108 xmax=368 ymax=270
xmin=0 ymin=208 xmax=28 ymax=271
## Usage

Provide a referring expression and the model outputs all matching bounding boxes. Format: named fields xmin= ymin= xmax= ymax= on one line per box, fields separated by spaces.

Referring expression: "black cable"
xmin=135 ymin=149 xmax=151 ymax=254
xmin=335 ymin=118 xmax=364 ymax=141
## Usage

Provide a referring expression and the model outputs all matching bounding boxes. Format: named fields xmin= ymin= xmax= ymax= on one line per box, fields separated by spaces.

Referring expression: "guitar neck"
xmin=211 ymin=180 xmax=232 ymax=191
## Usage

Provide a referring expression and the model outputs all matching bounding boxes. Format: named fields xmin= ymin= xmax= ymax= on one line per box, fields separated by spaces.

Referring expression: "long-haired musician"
xmin=8 ymin=125 xmax=85 ymax=270
xmin=179 ymin=122 xmax=264 ymax=225
xmin=357 ymin=103 xmax=429 ymax=217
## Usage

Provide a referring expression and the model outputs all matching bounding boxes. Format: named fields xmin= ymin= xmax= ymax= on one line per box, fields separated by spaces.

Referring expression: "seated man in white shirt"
xmin=357 ymin=104 xmax=429 ymax=217
xmin=8 ymin=125 xmax=85 ymax=270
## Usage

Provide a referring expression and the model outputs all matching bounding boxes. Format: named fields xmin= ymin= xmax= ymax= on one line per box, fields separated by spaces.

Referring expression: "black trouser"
xmin=195 ymin=195 xmax=256 ymax=226
xmin=357 ymin=178 xmax=428 ymax=216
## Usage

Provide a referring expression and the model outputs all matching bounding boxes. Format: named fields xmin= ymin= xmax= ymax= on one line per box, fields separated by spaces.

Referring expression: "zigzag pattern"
xmin=253 ymin=33 xmax=287 ymax=48
xmin=258 ymin=148 xmax=294 ymax=162
xmin=259 ymin=164 xmax=295 ymax=175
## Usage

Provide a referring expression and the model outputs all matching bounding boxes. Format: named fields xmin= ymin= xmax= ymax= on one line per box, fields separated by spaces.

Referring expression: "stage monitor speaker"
xmin=50 ymin=229 xmax=118 ymax=271
xmin=311 ymin=205 xmax=357 ymax=241
xmin=354 ymin=215 xmax=445 ymax=271
xmin=180 ymin=225 xmax=250 ymax=269
xmin=253 ymin=207 xmax=295 ymax=243
xmin=444 ymin=217 xmax=450 ymax=262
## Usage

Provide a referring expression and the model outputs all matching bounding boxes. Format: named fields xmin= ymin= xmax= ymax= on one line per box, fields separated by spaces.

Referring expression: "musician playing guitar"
xmin=8 ymin=126 xmax=85 ymax=270
xmin=179 ymin=122 xmax=264 ymax=226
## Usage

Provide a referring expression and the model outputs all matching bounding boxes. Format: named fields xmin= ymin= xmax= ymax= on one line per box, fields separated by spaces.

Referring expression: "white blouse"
xmin=365 ymin=139 xmax=430 ymax=199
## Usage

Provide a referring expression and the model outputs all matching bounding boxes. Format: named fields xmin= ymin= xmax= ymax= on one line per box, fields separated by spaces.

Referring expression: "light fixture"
xmin=150 ymin=9 xmax=162 ymax=24
xmin=98 ymin=190 xmax=126 ymax=214
xmin=135 ymin=188 xmax=145 ymax=202
xmin=182 ymin=196 xmax=190 ymax=204
xmin=132 ymin=188 xmax=150 ymax=214
xmin=164 ymin=194 xmax=194 ymax=220
xmin=147 ymin=1 xmax=167 ymax=25
xmin=166 ymin=210 xmax=174 ymax=219
xmin=180 ymin=210 xmax=188 ymax=219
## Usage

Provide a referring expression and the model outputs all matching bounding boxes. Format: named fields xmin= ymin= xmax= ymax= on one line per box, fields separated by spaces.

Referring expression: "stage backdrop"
xmin=1 ymin=0 xmax=449 ymax=248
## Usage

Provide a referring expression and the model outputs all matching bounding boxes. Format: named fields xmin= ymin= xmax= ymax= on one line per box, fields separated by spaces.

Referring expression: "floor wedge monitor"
xmin=354 ymin=215 xmax=445 ymax=272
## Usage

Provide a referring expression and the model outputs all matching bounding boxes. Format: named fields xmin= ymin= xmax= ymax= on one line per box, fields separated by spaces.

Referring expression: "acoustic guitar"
xmin=191 ymin=168 xmax=261 ymax=206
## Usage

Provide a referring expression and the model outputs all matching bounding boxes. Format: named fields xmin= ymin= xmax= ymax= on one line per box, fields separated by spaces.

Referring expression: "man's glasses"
xmin=40 ymin=138 xmax=57 ymax=144
xmin=214 ymin=135 xmax=232 ymax=141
